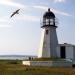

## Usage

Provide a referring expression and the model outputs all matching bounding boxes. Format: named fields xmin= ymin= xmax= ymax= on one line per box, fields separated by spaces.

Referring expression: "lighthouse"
xmin=38 ymin=8 xmax=58 ymax=58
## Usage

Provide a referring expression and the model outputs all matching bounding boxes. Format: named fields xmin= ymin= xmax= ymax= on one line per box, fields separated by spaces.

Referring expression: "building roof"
xmin=43 ymin=8 xmax=55 ymax=18
xmin=58 ymin=43 xmax=75 ymax=47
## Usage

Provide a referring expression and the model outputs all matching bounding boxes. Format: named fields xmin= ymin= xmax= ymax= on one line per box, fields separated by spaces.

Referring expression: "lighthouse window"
xmin=46 ymin=19 xmax=49 ymax=25
xmin=50 ymin=19 xmax=53 ymax=25
xmin=46 ymin=30 xmax=48 ymax=34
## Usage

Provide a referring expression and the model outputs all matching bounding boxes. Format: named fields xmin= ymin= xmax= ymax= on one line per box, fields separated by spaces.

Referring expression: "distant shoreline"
xmin=0 ymin=55 xmax=37 ymax=60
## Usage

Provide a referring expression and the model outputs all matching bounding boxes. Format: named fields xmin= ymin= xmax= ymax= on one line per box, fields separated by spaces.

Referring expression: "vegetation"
xmin=0 ymin=60 xmax=21 ymax=64
xmin=0 ymin=64 xmax=75 ymax=75
xmin=29 ymin=57 xmax=65 ymax=61
xmin=0 ymin=60 xmax=75 ymax=75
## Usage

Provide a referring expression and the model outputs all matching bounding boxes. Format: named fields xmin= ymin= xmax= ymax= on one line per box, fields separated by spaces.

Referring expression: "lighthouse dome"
xmin=43 ymin=8 xmax=55 ymax=18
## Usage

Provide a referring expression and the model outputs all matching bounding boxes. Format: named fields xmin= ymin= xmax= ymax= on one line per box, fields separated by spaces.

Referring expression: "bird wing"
xmin=10 ymin=9 xmax=20 ymax=18
xmin=15 ymin=9 xmax=20 ymax=13
xmin=11 ymin=12 xmax=16 ymax=17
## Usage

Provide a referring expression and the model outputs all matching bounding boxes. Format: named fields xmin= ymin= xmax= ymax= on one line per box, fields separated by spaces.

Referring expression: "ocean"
xmin=0 ymin=55 xmax=37 ymax=60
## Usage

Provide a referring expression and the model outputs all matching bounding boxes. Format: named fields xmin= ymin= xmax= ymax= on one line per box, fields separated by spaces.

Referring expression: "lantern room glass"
xmin=50 ymin=19 xmax=54 ymax=25
xmin=46 ymin=19 xmax=49 ymax=25
xmin=43 ymin=18 xmax=55 ymax=26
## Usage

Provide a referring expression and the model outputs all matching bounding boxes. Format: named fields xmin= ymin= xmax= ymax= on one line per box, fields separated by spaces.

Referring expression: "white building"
xmin=38 ymin=8 xmax=58 ymax=58
xmin=57 ymin=43 xmax=75 ymax=60
xmin=38 ymin=8 xmax=75 ymax=61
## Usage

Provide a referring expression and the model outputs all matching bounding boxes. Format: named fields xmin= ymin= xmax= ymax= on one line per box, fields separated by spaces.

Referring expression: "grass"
xmin=0 ymin=60 xmax=21 ymax=64
xmin=0 ymin=60 xmax=75 ymax=75
xmin=29 ymin=57 xmax=65 ymax=61
xmin=0 ymin=64 xmax=75 ymax=75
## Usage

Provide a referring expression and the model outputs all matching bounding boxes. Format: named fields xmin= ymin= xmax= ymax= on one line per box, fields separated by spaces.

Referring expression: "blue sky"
xmin=0 ymin=0 xmax=75 ymax=55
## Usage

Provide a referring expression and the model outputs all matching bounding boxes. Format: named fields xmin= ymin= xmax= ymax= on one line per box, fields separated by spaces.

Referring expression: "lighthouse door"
xmin=60 ymin=46 xmax=66 ymax=58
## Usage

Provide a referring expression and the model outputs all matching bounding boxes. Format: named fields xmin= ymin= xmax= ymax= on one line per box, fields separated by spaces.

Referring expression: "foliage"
xmin=30 ymin=57 xmax=65 ymax=61
xmin=0 ymin=65 xmax=75 ymax=75
xmin=0 ymin=60 xmax=75 ymax=75
xmin=0 ymin=60 xmax=21 ymax=64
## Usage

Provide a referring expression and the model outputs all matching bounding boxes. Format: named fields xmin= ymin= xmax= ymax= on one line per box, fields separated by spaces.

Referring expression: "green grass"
xmin=0 ymin=60 xmax=21 ymax=64
xmin=29 ymin=57 xmax=65 ymax=61
xmin=0 ymin=64 xmax=75 ymax=75
xmin=0 ymin=60 xmax=75 ymax=75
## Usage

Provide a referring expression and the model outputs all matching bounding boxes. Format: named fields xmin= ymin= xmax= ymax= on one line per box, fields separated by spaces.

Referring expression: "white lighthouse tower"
xmin=38 ymin=8 xmax=58 ymax=58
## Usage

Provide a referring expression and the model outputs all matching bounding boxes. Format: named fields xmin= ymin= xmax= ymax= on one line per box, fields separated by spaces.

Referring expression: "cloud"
xmin=0 ymin=24 xmax=12 ymax=28
xmin=33 ymin=6 xmax=48 ymax=11
xmin=0 ymin=16 xmax=38 ymax=28
xmin=0 ymin=14 xmax=40 ymax=28
xmin=0 ymin=16 xmax=13 ymax=28
xmin=12 ymin=15 xmax=40 ymax=22
xmin=53 ymin=0 xmax=66 ymax=3
xmin=0 ymin=0 xmax=25 ymax=8
xmin=51 ymin=8 xmax=72 ymax=16
xmin=0 ymin=18 xmax=8 ymax=23
xmin=33 ymin=5 xmax=72 ymax=17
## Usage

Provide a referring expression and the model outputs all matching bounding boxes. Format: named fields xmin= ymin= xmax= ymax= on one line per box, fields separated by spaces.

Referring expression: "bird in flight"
xmin=10 ymin=9 xmax=20 ymax=18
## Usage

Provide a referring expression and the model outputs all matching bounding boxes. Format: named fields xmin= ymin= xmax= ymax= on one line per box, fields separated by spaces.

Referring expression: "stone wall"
xmin=22 ymin=61 xmax=72 ymax=67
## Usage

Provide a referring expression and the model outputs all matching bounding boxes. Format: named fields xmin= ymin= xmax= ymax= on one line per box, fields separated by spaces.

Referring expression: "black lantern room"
xmin=41 ymin=8 xmax=57 ymax=28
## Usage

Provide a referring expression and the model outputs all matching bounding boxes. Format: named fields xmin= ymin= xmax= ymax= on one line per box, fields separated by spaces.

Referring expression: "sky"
xmin=0 ymin=0 xmax=75 ymax=55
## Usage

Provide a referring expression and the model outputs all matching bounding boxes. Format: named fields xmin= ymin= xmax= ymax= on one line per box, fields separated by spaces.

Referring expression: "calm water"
xmin=0 ymin=55 xmax=37 ymax=60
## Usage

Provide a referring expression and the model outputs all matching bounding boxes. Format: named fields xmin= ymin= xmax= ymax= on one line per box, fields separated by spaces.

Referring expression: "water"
xmin=0 ymin=55 xmax=37 ymax=60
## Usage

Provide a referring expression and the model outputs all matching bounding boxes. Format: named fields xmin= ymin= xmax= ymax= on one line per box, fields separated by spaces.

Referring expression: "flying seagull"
xmin=10 ymin=9 xmax=20 ymax=18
